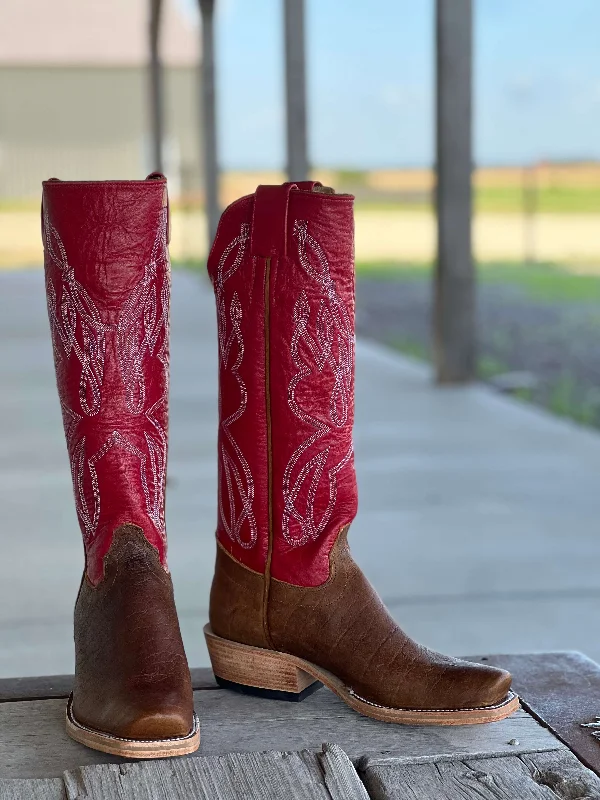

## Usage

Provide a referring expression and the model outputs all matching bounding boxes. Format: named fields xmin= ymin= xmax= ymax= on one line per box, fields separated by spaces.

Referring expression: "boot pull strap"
xmin=283 ymin=180 xmax=322 ymax=191
xmin=146 ymin=172 xmax=171 ymax=245
xmin=250 ymin=183 xmax=299 ymax=258
xmin=40 ymin=179 xmax=61 ymax=238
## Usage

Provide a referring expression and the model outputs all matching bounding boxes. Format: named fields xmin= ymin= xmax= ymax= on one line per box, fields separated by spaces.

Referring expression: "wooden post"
xmin=149 ymin=0 xmax=164 ymax=174
xmin=284 ymin=0 xmax=309 ymax=181
xmin=198 ymin=0 xmax=220 ymax=246
xmin=433 ymin=0 xmax=475 ymax=383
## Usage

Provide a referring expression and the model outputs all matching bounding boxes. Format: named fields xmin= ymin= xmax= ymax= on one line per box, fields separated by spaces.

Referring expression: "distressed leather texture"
xmin=207 ymin=183 xmax=358 ymax=585
xmin=42 ymin=177 xmax=171 ymax=583
xmin=210 ymin=541 xmax=270 ymax=649
xmin=73 ymin=525 xmax=194 ymax=739
xmin=211 ymin=532 xmax=511 ymax=711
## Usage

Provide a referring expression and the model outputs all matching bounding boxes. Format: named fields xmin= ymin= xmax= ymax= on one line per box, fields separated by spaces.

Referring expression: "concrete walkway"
xmin=2 ymin=268 xmax=600 ymax=678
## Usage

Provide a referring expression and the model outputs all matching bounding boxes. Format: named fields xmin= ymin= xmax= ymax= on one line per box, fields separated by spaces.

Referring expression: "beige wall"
xmin=0 ymin=66 xmax=202 ymax=198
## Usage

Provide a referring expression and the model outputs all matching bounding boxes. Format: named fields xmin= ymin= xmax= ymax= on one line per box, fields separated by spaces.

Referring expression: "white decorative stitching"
xmin=214 ymin=223 xmax=257 ymax=549
xmin=74 ymin=431 xmax=154 ymax=544
xmin=117 ymin=210 xmax=170 ymax=416
xmin=116 ymin=209 xmax=170 ymax=537
xmin=282 ymin=220 xmax=354 ymax=548
xmin=43 ymin=209 xmax=170 ymax=547
xmin=144 ymin=394 xmax=168 ymax=533
xmin=44 ymin=212 xmax=106 ymax=416
xmin=60 ymin=401 xmax=83 ymax=447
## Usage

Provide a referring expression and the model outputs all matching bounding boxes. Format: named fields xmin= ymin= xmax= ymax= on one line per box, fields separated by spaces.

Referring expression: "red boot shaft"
xmin=207 ymin=183 xmax=358 ymax=586
xmin=43 ymin=177 xmax=170 ymax=584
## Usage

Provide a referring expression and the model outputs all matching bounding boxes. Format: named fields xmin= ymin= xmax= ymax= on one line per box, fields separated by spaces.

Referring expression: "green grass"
xmin=476 ymin=186 xmax=600 ymax=214
xmin=363 ymin=260 xmax=600 ymax=431
xmin=388 ymin=337 xmax=429 ymax=362
xmin=479 ymin=263 xmax=600 ymax=301
xmin=354 ymin=186 xmax=600 ymax=213
xmin=355 ymin=261 xmax=429 ymax=279
xmin=546 ymin=374 xmax=600 ymax=427
xmin=172 ymin=258 xmax=206 ymax=274
xmin=391 ymin=337 xmax=599 ymax=429
xmin=356 ymin=260 xmax=600 ymax=302
xmin=477 ymin=354 xmax=510 ymax=380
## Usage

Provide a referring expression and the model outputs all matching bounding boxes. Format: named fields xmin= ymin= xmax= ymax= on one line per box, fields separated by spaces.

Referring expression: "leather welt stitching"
xmin=346 ymin=688 xmax=518 ymax=714
xmin=68 ymin=696 xmax=200 ymax=742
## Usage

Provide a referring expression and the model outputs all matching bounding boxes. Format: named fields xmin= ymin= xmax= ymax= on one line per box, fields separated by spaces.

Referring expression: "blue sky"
xmin=181 ymin=0 xmax=600 ymax=169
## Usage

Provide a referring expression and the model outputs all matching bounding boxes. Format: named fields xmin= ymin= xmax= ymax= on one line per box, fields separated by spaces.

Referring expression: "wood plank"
xmin=359 ymin=749 xmax=600 ymax=799
xmin=471 ymin=652 xmax=600 ymax=777
xmin=0 ymin=675 xmax=74 ymax=703
xmin=0 ymin=669 xmax=216 ymax=703
xmin=320 ymin=743 xmax=370 ymax=800
xmin=194 ymin=689 xmax=561 ymax=761
xmin=61 ymin=744 xmax=367 ymax=800
xmin=0 ymin=778 xmax=65 ymax=799
xmin=0 ymin=698 xmax=121 ymax=779
xmin=434 ymin=0 xmax=475 ymax=383
xmin=0 ymin=687 xmax=562 ymax=779
xmin=190 ymin=668 xmax=219 ymax=691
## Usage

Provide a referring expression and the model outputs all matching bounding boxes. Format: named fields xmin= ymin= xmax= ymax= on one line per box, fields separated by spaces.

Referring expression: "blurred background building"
xmin=0 ymin=0 xmax=201 ymax=199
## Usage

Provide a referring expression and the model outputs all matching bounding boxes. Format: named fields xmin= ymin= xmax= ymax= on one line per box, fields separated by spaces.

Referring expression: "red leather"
xmin=207 ymin=195 xmax=269 ymax=574
xmin=42 ymin=177 xmax=171 ymax=584
xmin=207 ymin=184 xmax=358 ymax=586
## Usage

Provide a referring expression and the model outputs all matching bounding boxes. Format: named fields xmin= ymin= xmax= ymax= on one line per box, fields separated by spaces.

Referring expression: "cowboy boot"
xmin=42 ymin=175 xmax=199 ymax=757
xmin=204 ymin=182 xmax=519 ymax=725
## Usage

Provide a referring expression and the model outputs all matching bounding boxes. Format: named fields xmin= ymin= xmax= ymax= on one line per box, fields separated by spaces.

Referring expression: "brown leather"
xmin=210 ymin=530 xmax=512 ymax=711
xmin=73 ymin=525 xmax=194 ymax=739
xmin=210 ymin=542 xmax=269 ymax=649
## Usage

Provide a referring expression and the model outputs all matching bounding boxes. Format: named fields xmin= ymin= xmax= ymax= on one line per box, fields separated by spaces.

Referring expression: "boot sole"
xmin=65 ymin=695 xmax=200 ymax=758
xmin=204 ymin=625 xmax=520 ymax=726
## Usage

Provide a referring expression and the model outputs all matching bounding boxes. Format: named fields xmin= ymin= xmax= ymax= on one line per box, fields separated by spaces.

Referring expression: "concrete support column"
xmin=434 ymin=0 xmax=475 ymax=383
xmin=149 ymin=0 xmax=164 ymax=174
xmin=199 ymin=0 xmax=220 ymax=246
xmin=284 ymin=0 xmax=309 ymax=181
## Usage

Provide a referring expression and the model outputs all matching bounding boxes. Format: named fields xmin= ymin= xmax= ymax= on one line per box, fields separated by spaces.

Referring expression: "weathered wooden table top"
xmin=1 ymin=652 xmax=600 ymax=799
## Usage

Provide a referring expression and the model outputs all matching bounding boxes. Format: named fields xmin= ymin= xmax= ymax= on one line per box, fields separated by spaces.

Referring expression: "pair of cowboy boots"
xmin=42 ymin=175 xmax=518 ymax=758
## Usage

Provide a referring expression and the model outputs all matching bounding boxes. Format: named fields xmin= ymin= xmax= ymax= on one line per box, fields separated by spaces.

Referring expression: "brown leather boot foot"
xmin=67 ymin=526 xmax=200 ymax=758
xmin=206 ymin=532 xmax=519 ymax=726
